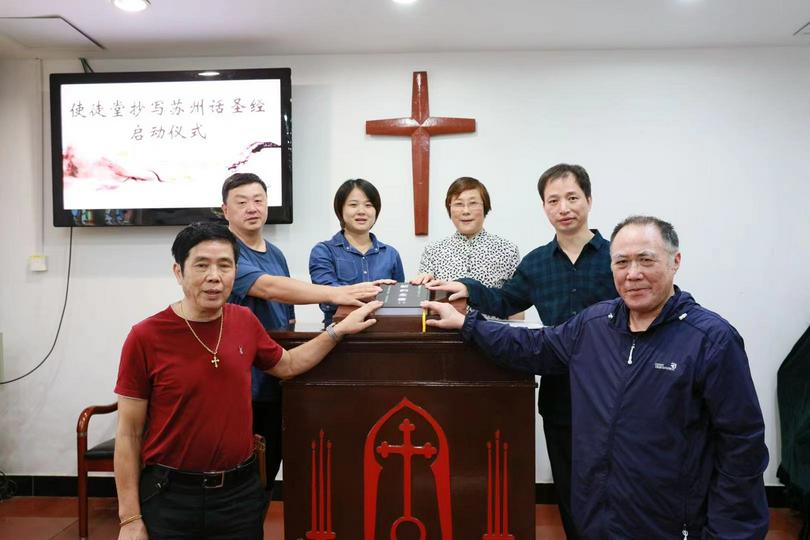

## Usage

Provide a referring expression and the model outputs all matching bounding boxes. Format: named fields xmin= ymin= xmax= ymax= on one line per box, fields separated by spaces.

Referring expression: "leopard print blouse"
xmin=418 ymin=229 xmax=520 ymax=288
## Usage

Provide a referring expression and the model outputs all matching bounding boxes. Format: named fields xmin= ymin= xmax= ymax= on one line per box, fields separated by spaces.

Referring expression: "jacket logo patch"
xmin=654 ymin=362 xmax=677 ymax=371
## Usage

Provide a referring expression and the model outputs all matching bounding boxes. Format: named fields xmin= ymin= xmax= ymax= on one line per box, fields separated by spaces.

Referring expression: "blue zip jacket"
xmin=461 ymin=287 xmax=769 ymax=539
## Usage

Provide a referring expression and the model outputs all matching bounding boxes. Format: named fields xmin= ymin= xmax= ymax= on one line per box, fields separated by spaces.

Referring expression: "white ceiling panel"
xmin=0 ymin=0 xmax=808 ymax=59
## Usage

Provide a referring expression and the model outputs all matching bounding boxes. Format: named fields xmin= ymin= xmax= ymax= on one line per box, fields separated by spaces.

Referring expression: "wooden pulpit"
xmin=273 ymin=325 xmax=537 ymax=540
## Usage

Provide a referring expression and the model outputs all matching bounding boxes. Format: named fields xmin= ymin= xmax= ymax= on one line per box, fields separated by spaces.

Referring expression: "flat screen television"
xmin=49 ymin=68 xmax=292 ymax=227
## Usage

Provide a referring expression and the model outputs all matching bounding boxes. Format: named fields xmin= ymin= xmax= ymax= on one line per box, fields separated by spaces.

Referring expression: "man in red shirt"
xmin=114 ymin=222 xmax=381 ymax=540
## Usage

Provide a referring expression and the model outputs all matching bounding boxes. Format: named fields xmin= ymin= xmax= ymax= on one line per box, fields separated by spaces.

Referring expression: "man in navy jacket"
xmin=424 ymin=215 xmax=769 ymax=540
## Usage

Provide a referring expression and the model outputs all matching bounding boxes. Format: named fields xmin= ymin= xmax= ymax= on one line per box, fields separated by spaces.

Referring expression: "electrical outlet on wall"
xmin=28 ymin=254 xmax=47 ymax=272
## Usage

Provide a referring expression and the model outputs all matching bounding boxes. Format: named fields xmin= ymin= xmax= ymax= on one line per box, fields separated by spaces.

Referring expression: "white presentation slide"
xmin=60 ymin=78 xmax=283 ymax=210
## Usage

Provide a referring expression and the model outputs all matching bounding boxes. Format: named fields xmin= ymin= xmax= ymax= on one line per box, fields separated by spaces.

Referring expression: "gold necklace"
xmin=179 ymin=302 xmax=224 ymax=368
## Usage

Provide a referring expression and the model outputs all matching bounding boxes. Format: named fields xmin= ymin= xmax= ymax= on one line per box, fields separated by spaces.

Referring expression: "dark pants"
xmin=139 ymin=462 xmax=268 ymax=540
xmin=252 ymin=400 xmax=283 ymax=496
xmin=544 ymin=422 xmax=580 ymax=539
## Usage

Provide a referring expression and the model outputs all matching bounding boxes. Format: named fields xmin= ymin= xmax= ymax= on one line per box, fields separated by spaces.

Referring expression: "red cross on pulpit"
xmin=378 ymin=418 xmax=437 ymax=523
xmin=364 ymin=398 xmax=453 ymax=540
xmin=366 ymin=71 xmax=476 ymax=235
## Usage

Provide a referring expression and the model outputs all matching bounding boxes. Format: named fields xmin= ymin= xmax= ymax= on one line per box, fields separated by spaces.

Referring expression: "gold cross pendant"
xmin=211 ymin=356 xmax=220 ymax=368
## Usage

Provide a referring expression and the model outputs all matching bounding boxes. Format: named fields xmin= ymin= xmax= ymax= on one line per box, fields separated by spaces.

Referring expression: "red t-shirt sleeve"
xmin=114 ymin=326 xmax=151 ymax=399
xmin=250 ymin=312 xmax=283 ymax=371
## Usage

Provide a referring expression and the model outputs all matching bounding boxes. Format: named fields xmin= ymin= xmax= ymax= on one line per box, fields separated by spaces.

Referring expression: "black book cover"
xmin=375 ymin=283 xmax=429 ymax=316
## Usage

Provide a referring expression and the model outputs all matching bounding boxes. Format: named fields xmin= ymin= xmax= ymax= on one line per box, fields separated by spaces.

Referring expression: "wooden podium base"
xmin=273 ymin=327 xmax=537 ymax=540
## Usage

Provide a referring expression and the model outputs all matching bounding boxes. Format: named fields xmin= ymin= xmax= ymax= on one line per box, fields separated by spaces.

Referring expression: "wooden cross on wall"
xmin=366 ymin=72 xmax=476 ymax=235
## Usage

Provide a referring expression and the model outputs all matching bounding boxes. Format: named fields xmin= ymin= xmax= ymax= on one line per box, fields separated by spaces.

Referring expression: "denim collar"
xmin=328 ymin=230 xmax=386 ymax=254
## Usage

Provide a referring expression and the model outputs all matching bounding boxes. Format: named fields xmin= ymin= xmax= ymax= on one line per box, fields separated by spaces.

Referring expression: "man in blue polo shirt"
xmin=221 ymin=172 xmax=381 ymax=499
xmin=430 ymin=164 xmax=615 ymax=538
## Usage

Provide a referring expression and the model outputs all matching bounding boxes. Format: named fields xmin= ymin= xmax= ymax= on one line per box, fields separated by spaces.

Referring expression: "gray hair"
xmin=610 ymin=215 xmax=679 ymax=255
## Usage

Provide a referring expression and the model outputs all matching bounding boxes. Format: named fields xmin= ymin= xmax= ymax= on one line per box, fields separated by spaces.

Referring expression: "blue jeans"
xmin=139 ymin=462 xmax=268 ymax=539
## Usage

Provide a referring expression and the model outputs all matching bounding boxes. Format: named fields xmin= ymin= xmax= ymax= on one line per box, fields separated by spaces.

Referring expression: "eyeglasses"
xmin=450 ymin=201 xmax=484 ymax=212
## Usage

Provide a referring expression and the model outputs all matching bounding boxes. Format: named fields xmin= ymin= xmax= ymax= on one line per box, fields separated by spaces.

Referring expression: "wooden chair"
xmin=254 ymin=433 xmax=267 ymax=488
xmin=76 ymin=402 xmax=117 ymax=540
xmin=77 ymin=402 xmax=268 ymax=539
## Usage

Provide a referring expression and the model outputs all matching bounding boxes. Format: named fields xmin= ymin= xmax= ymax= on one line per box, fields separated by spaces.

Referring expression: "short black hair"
xmin=537 ymin=164 xmax=592 ymax=202
xmin=333 ymin=179 xmax=382 ymax=228
xmin=611 ymin=215 xmax=680 ymax=254
xmin=171 ymin=222 xmax=240 ymax=271
xmin=221 ymin=172 xmax=267 ymax=203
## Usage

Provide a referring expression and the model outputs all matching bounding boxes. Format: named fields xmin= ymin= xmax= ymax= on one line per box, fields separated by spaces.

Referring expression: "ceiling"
xmin=0 ymin=0 xmax=809 ymax=59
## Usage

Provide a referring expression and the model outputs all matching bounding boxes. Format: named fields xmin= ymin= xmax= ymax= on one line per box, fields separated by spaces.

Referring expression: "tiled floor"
xmin=0 ymin=497 xmax=802 ymax=539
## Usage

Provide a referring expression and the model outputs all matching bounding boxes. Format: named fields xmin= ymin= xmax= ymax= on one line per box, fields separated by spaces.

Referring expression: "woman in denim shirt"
xmin=309 ymin=179 xmax=404 ymax=324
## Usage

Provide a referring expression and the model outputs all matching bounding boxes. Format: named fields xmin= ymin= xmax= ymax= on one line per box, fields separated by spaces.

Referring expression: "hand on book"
xmin=421 ymin=301 xmax=465 ymax=330
xmin=409 ymin=272 xmax=434 ymax=285
xmin=425 ymin=280 xmax=469 ymax=301
xmin=332 ymin=282 xmax=383 ymax=306
xmin=334 ymin=301 xmax=383 ymax=336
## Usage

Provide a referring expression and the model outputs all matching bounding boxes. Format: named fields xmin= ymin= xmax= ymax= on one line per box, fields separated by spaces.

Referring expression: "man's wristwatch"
xmin=325 ymin=322 xmax=342 ymax=342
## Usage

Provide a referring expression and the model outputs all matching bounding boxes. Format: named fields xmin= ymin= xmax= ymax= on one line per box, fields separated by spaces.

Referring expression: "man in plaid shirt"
xmin=430 ymin=164 xmax=616 ymax=539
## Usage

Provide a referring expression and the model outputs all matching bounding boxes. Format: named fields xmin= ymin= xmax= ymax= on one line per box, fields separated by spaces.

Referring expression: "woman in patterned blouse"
xmin=411 ymin=178 xmax=521 ymax=314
